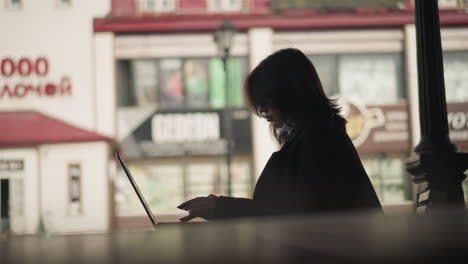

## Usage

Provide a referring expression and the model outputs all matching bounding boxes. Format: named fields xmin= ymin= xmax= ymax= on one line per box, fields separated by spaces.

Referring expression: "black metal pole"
xmin=223 ymin=48 xmax=233 ymax=197
xmin=406 ymin=0 xmax=466 ymax=211
xmin=414 ymin=0 xmax=456 ymax=154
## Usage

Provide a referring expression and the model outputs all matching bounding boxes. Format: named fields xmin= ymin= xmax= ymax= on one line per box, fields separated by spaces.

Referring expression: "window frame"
xmin=138 ymin=0 xmax=178 ymax=13
xmin=5 ymin=0 xmax=22 ymax=10
xmin=361 ymin=153 xmax=412 ymax=204
xmin=68 ymin=163 xmax=83 ymax=216
xmin=442 ymin=50 xmax=468 ymax=103
xmin=308 ymin=52 xmax=405 ymax=103
xmin=207 ymin=0 xmax=245 ymax=12
xmin=56 ymin=0 xmax=72 ymax=8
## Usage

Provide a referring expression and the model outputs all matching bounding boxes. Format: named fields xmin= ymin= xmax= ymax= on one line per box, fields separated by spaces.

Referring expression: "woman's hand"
xmin=178 ymin=194 xmax=218 ymax=222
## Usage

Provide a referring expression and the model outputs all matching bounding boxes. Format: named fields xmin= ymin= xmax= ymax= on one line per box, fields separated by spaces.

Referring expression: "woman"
xmin=178 ymin=48 xmax=382 ymax=222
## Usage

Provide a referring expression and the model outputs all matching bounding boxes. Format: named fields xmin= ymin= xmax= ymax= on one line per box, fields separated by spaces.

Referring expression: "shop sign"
xmin=338 ymin=97 xmax=409 ymax=153
xmin=0 ymin=159 xmax=24 ymax=171
xmin=339 ymin=97 xmax=468 ymax=152
xmin=120 ymin=108 xmax=252 ymax=158
xmin=152 ymin=112 xmax=220 ymax=143
xmin=447 ymin=103 xmax=468 ymax=149
xmin=0 ymin=57 xmax=72 ymax=99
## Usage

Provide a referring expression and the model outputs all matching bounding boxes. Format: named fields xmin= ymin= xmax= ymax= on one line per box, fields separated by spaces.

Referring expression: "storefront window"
xmin=309 ymin=52 xmax=409 ymax=204
xmin=308 ymin=55 xmax=338 ymax=96
xmin=208 ymin=58 xmax=226 ymax=109
xmin=226 ymin=159 xmax=252 ymax=198
xmin=361 ymin=154 xmax=411 ymax=204
xmin=208 ymin=57 xmax=247 ymax=109
xmin=159 ymin=59 xmax=184 ymax=109
xmin=116 ymin=157 xmax=253 ymax=217
xmin=132 ymin=60 xmax=159 ymax=106
xmin=184 ymin=59 xmax=210 ymax=109
xmin=186 ymin=162 xmax=220 ymax=199
xmin=309 ymin=53 xmax=404 ymax=103
xmin=227 ymin=57 xmax=248 ymax=108
xmin=139 ymin=0 xmax=177 ymax=12
xmin=117 ymin=57 xmax=247 ymax=109
xmin=117 ymin=60 xmax=135 ymax=107
xmin=443 ymin=51 xmax=468 ymax=103
xmin=208 ymin=0 xmax=244 ymax=12
xmin=115 ymin=163 xmax=184 ymax=216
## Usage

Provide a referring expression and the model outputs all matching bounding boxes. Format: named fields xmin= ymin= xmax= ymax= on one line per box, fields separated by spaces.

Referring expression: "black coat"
xmin=214 ymin=115 xmax=382 ymax=218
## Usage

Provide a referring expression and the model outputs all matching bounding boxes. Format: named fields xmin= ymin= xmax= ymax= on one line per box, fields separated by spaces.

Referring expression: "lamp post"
xmin=406 ymin=0 xmax=467 ymax=211
xmin=214 ymin=18 xmax=236 ymax=196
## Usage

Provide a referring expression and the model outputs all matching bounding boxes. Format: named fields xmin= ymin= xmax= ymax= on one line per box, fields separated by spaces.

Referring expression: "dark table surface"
xmin=1 ymin=209 xmax=467 ymax=263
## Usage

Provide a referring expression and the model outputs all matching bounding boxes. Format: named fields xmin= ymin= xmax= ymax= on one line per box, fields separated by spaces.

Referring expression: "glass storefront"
xmin=443 ymin=51 xmax=468 ymax=103
xmin=308 ymin=53 xmax=405 ymax=103
xmin=117 ymin=57 xmax=248 ymax=109
xmin=361 ymin=154 xmax=411 ymax=204
xmin=308 ymin=50 xmax=468 ymax=204
xmin=116 ymin=56 xmax=253 ymax=218
xmin=115 ymin=49 xmax=468 ymax=218
xmin=115 ymin=156 xmax=253 ymax=216
xmin=444 ymin=50 xmax=468 ymax=200
xmin=309 ymin=52 xmax=411 ymax=204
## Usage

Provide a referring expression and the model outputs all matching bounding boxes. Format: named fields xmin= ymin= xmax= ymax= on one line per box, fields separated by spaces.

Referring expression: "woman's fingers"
xmin=179 ymin=207 xmax=205 ymax=222
xmin=178 ymin=195 xmax=216 ymax=210
xmin=178 ymin=195 xmax=218 ymax=222
xmin=178 ymin=197 xmax=202 ymax=209
xmin=179 ymin=214 xmax=196 ymax=222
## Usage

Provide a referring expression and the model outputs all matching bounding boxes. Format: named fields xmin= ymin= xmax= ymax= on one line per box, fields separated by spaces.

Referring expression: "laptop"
xmin=115 ymin=152 xmax=159 ymax=228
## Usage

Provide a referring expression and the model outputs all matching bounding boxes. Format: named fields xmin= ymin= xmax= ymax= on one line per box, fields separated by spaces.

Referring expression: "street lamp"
xmin=214 ymin=18 xmax=236 ymax=196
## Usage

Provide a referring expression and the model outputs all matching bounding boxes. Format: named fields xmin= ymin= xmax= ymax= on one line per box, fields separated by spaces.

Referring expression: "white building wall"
xmin=39 ymin=142 xmax=109 ymax=233
xmin=405 ymin=24 xmax=420 ymax=149
xmin=95 ymin=32 xmax=116 ymax=137
xmin=0 ymin=0 xmax=110 ymax=132
xmin=273 ymin=29 xmax=404 ymax=54
xmin=248 ymin=28 xmax=278 ymax=179
xmin=114 ymin=33 xmax=249 ymax=59
xmin=0 ymin=148 xmax=39 ymax=234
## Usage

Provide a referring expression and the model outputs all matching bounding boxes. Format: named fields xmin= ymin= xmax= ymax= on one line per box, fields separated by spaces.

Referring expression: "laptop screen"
xmin=115 ymin=152 xmax=158 ymax=228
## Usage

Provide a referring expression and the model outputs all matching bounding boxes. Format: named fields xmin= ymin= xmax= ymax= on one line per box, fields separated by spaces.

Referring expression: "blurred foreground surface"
xmin=1 ymin=209 xmax=467 ymax=264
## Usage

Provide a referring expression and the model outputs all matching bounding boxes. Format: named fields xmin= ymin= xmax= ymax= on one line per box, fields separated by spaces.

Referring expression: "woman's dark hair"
xmin=244 ymin=48 xmax=342 ymax=144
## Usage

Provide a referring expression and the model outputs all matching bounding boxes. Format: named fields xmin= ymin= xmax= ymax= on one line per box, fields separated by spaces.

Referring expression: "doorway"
xmin=0 ymin=179 xmax=10 ymax=232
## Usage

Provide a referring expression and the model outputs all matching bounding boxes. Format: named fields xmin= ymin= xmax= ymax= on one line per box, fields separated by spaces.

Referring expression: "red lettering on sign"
xmin=1 ymin=57 xmax=73 ymax=99
xmin=14 ymin=84 xmax=27 ymax=98
xmin=0 ymin=84 xmax=14 ymax=98
xmin=35 ymin=57 xmax=48 ymax=76
xmin=1 ymin=57 xmax=50 ymax=76
xmin=1 ymin=58 xmax=15 ymax=77
xmin=60 ymin=77 xmax=72 ymax=95
xmin=25 ymin=84 xmax=42 ymax=96
xmin=44 ymin=83 xmax=56 ymax=96
xmin=18 ymin=58 xmax=32 ymax=76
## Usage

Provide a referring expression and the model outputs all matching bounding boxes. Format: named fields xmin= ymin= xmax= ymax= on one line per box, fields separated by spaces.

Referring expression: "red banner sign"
xmin=0 ymin=57 xmax=72 ymax=98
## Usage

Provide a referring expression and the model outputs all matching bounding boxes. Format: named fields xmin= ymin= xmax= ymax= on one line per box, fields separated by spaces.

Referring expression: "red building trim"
xmin=94 ymin=11 xmax=468 ymax=33
xmin=0 ymin=111 xmax=116 ymax=148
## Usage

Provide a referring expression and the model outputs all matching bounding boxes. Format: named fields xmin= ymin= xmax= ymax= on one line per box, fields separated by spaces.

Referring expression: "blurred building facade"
xmin=95 ymin=0 xmax=468 ymax=227
xmin=0 ymin=0 xmax=114 ymax=234
xmin=1 ymin=0 xmax=468 ymax=234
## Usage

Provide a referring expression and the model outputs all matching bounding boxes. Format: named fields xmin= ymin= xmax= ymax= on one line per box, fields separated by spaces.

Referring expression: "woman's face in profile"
xmin=259 ymin=105 xmax=284 ymax=128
